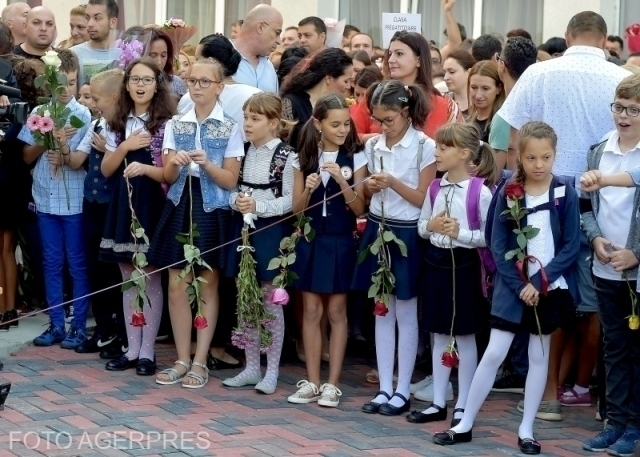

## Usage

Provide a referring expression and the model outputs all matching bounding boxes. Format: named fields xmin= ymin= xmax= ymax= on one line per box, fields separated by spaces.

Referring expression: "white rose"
xmin=41 ymin=50 xmax=62 ymax=69
xmin=43 ymin=110 xmax=50 ymax=118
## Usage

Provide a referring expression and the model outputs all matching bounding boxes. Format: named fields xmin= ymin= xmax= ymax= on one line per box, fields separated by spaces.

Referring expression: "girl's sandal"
xmin=182 ymin=361 xmax=209 ymax=389
xmin=156 ymin=360 xmax=191 ymax=385
xmin=366 ymin=369 xmax=379 ymax=384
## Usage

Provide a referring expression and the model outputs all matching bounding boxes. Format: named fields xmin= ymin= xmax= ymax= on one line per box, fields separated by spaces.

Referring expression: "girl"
xmin=352 ymin=66 xmax=383 ymax=104
xmin=467 ymin=61 xmax=504 ymax=142
xmin=433 ymin=122 xmax=580 ymax=455
xmin=150 ymin=58 xmax=243 ymax=388
xmin=354 ymin=80 xmax=436 ymax=416
xmin=286 ymin=94 xmax=366 ymax=408
xmin=411 ymin=124 xmax=496 ymax=427
xmin=77 ymin=82 xmax=96 ymax=115
xmin=443 ymin=50 xmax=476 ymax=117
xmin=222 ymin=93 xmax=296 ymax=395
xmin=176 ymin=51 xmax=193 ymax=82
xmin=100 ymin=57 xmax=175 ymax=376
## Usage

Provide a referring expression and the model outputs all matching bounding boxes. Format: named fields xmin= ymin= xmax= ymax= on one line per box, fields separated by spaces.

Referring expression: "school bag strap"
xmin=238 ymin=141 xmax=293 ymax=198
xmin=369 ymin=135 xmax=425 ymax=170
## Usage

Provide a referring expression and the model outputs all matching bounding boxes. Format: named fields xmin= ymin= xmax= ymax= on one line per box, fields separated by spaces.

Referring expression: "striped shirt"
xmin=229 ymin=138 xmax=295 ymax=218
xmin=18 ymin=98 xmax=92 ymax=215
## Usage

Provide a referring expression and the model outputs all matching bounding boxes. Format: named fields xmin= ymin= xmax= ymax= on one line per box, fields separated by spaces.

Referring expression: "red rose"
xmin=194 ymin=314 xmax=208 ymax=329
xmin=504 ymin=182 xmax=525 ymax=200
xmin=356 ymin=218 xmax=367 ymax=235
xmin=131 ymin=311 xmax=146 ymax=327
xmin=441 ymin=350 xmax=459 ymax=368
xmin=373 ymin=300 xmax=389 ymax=317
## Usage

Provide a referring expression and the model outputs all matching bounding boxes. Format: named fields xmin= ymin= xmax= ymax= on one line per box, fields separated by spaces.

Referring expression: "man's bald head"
xmin=237 ymin=4 xmax=283 ymax=57
xmin=2 ymin=2 xmax=30 ymax=43
xmin=24 ymin=6 xmax=56 ymax=52
xmin=244 ymin=4 xmax=283 ymax=26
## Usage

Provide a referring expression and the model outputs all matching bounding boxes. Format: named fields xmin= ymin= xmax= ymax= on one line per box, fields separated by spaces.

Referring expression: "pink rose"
xmin=194 ymin=314 xmax=208 ymax=329
xmin=171 ymin=18 xmax=185 ymax=27
xmin=38 ymin=116 xmax=54 ymax=133
xmin=324 ymin=18 xmax=337 ymax=30
xmin=269 ymin=287 xmax=290 ymax=305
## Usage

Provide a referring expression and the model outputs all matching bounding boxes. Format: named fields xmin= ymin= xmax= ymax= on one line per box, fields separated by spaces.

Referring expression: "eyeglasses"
xmin=261 ymin=21 xmax=282 ymax=36
xmin=127 ymin=76 xmax=156 ymax=85
xmin=370 ymin=109 xmax=405 ymax=127
xmin=186 ymin=78 xmax=221 ymax=88
xmin=611 ymin=102 xmax=640 ymax=117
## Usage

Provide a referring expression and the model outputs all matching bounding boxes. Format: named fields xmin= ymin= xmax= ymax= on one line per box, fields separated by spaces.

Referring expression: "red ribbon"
xmin=516 ymin=255 xmax=549 ymax=296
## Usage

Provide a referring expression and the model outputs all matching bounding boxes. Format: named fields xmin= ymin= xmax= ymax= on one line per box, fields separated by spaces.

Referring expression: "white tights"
xmin=451 ymin=328 xmax=551 ymax=440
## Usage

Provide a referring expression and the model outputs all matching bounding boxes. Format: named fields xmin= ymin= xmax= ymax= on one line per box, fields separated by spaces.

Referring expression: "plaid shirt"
xmin=18 ymin=98 xmax=92 ymax=216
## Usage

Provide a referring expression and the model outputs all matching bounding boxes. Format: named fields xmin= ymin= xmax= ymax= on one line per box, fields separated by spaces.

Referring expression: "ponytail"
xmin=474 ymin=142 xmax=498 ymax=187
xmin=367 ymin=80 xmax=428 ymax=130
xmin=297 ymin=118 xmax=322 ymax=174
xmin=277 ymin=118 xmax=297 ymax=141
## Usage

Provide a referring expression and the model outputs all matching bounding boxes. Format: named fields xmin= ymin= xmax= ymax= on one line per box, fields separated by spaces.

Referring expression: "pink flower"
xmin=171 ymin=18 xmax=185 ymax=27
xmin=38 ymin=116 xmax=54 ymax=133
xmin=269 ymin=287 xmax=289 ymax=305
xmin=131 ymin=311 xmax=146 ymax=327
xmin=194 ymin=314 xmax=208 ymax=329
xmin=324 ymin=18 xmax=337 ymax=30
xmin=27 ymin=114 xmax=42 ymax=131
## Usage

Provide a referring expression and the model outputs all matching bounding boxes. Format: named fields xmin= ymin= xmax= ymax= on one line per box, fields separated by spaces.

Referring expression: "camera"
xmin=0 ymin=82 xmax=27 ymax=142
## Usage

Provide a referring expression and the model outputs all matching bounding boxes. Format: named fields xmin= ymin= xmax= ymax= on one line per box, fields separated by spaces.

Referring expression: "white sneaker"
xmin=410 ymin=375 xmax=433 ymax=394
xmin=318 ymin=383 xmax=342 ymax=407
xmin=414 ymin=380 xmax=454 ymax=402
xmin=287 ymin=380 xmax=321 ymax=404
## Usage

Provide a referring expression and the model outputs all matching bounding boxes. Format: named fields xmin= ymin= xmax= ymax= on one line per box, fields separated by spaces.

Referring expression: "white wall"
xmin=541 ymin=0 xmax=620 ymax=42
xmin=271 ymin=0 xmax=319 ymax=29
xmin=42 ymin=0 xmax=79 ymax=45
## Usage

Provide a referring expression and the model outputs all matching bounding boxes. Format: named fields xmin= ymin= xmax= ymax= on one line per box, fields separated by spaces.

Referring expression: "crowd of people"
xmin=1 ymin=0 xmax=640 ymax=454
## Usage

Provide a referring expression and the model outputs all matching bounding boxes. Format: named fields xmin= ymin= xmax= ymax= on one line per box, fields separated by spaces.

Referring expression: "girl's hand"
xmin=321 ymin=162 xmax=345 ymax=183
xmin=52 ymin=128 xmax=67 ymax=146
xmin=91 ymin=132 xmax=106 ymax=153
xmin=171 ymin=150 xmax=191 ymax=167
xmin=236 ymin=194 xmax=256 ymax=214
xmin=442 ymin=217 xmax=460 ymax=239
xmin=305 ymin=173 xmax=321 ymax=191
xmin=427 ymin=210 xmax=447 ymax=234
xmin=519 ymin=283 xmax=539 ymax=306
xmin=63 ymin=126 xmax=78 ymax=140
xmin=123 ymin=129 xmax=152 ymax=152
xmin=366 ymin=178 xmax=382 ymax=194
xmin=372 ymin=172 xmax=395 ymax=189
xmin=189 ymin=149 xmax=208 ymax=166
xmin=580 ymin=170 xmax=604 ymax=192
xmin=610 ymin=245 xmax=640 ymax=272
xmin=123 ymin=161 xmax=147 ymax=178
xmin=592 ymin=237 xmax=612 ymax=265
xmin=46 ymin=150 xmax=63 ymax=167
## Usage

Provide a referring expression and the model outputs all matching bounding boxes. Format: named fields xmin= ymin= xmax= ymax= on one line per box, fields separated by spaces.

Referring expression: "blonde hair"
xmin=90 ymin=68 xmax=125 ymax=94
xmin=515 ymin=121 xmax=557 ymax=183
xmin=537 ymin=50 xmax=552 ymax=62
xmin=70 ymin=5 xmax=86 ymax=16
xmin=182 ymin=44 xmax=197 ymax=56
xmin=191 ymin=58 xmax=225 ymax=81
xmin=243 ymin=93 xmax=297 ymax=140
xmin=615 ymin=73 xmax=640 ymax=101
xmin=621 ymin=64 xmax=640 ymax=75
xmin=435 ymin=123 xmax=498 ymax=186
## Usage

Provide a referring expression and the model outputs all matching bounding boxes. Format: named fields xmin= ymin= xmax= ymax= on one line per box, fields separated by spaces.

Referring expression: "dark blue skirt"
xmin=225 ymin=211 xmax=292 ymax=282
xmin=351 ymin=214 xmax=421 ymax=300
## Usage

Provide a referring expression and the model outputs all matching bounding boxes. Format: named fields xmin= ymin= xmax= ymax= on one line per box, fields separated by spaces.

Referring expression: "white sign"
xmin=381 ymin=13 xmax=422 ymax=48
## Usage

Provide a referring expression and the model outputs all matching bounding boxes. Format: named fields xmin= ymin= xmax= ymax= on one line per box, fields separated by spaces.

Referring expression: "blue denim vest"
xmin=84 ymin=122 xmax=116 ymax=204
xmin=166 ymin=113 xmax=236 ymax=212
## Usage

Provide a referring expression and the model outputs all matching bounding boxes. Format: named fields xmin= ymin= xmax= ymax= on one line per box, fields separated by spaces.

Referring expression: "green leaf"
xmin=137 ymin=253 xmax=148 ymax=268
xmin=135 ymin=227 xmax=145 ymax=239
xmin=267 ymin=257 xmax=281 ymax=270
xmin=57 ymin=73 xmax=68 ymax=85
xmin=370 ymin=243 xmax=380 ymax=255
xmin=528 ymin=227 xmax=540 ymax=238
xmin=358 ymin=248 xmax=370 ymax=264
xmin=517 ymin=233 xmax=527 ymax=250
xmin=303 ymin=224 xmax=311 ymax=236
xmin=175 ymin=233 xmax=188 ymax=244
xmin=34 ymin=74 xmax=46 ymax=89
xmin=69 ymin=115 xmax=85 ymax=128
xmin=395 ymin=238 xmax=408 ymax=257
xmin=382 ymin=230 xmax=394 ymax=242
xmin=121 ymin=281 xmax=134 ymax=292
xmin=517 ymin=251 xmax=525 ymax=261
xmin=499 ymin=208 xmax=511 ymax=217
xmin=279 ymin=237 xmax=290 ymax=250
xmin=367 ymin=283 xmax=379 ymax=299
xmin=286 ymin=253 xmax=296 ymax=264
xmin=505 ymin=249 xmax=518 ymax=260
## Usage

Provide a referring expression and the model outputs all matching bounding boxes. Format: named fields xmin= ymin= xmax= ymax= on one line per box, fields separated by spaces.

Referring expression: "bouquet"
xmin=162 ymin=18 xmax=197 ymax=70
xmin=626 ymin=23 xmax=640 ymax=53
xmin=115 ymin=38 xmax=145 ymax=69
xmin=29 ymin=50 xmax=86 ymax=210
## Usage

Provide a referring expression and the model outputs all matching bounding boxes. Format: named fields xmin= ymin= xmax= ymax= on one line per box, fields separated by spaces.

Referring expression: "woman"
xmin=176 ymin=51 xmax=193 ymax=81
xmin=280 ymin=47 xmax=354 ymax=148
xmin=352 ymin=65 xmax=383 ymax=103
xmin=58 ymin=5 xmax=89 ymax=48
xmin=351 ymin=31 xmax=464 ymax=143
xmin=349 ymin=50 xmax=371 ymax=87
xmin=443 ymin=50 xmax=476 ymax=117
xmin=146 ymin=28 xmax=188 ymax=98
xmin=467 ymin=60 xmax=504 ymax=142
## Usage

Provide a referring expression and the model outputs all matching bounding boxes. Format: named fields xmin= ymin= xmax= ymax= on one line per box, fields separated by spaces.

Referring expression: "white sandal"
xmin=182 ymin=361 xmax=209 ymax=389
xmin=156 ymin=360 xmax=190 ymax=385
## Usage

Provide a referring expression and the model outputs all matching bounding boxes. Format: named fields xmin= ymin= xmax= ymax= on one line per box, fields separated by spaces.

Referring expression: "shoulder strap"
xmin=428 ymin=178 xmax=442 ymax=207
xmin=271 ymin=142 xmax=292 ymax=197
xmin=466 ymin=177 xmax=485 ymax=231
xmin=417 ymin=138 xmax=425 ymax=170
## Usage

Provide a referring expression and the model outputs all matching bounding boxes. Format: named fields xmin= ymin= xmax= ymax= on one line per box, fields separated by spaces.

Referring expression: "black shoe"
xmin=433 ymin=429 xmax=473 ymax=446
xmin=0 ymin=382 xmax=10 ymax=411
xmin=136 ymin=358 xmax=156 ymax=376
xmin=491 ymin=369 xmax=525 ymax=393
xmin=362 ymin=391 xmax=391 ymax=414
xmin=451 ymin=408 xmax=464 ymax=427
xmin=206 ymin=354 xmax=242 ymax=370
xmin=0 ymin=313 xmax=9 ymax=332
xmin=100 ymin=338 xmax=127 ymax=360
xmin=379 ymin=393 xmax=411 ymax=416
xmin=406 ymin=403 xmax=447 ymax=423
xmin=105 ymin=355 xmax=138 ymax=371
xmin=7 ymin=309 xmax=18 ymax=327
xmin=518 ymin=437 xmax=541 ymax=455
xmin=75 ymin=333 xmax=101 ymax=353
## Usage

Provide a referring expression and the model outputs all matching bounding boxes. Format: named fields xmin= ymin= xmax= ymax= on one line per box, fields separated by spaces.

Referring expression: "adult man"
xmin=350 ymin=33 xmax=373 ymax=58
xmin=232 ymin=4 xmax=282 ymax=92
xmin=281 ymin=26 xmax=298 ymax=48
xmin=1 ymin=2 xmax=29 ymax=45
xmin=13 ymin=6 xmax=55 ymax=60
xmin=471 ymin=34 xmax=502 ymax=62
xmin=440 ymin=0 xmax=464 ymax=61
xmin=230 ymin=20 xmax=243 ymax=40
xmin=628 ymin=52 xmax=640 ymax=67
xmin=70 ymin=0 xmax=119 ymax=86
xmin=497 ymin=12 xmax=631 ymax=443
xmin=297 ymin=16 xmax=326 ymax=54
xmin=342 ymin=24 xmax=360 ymax=49
xmin=606 ymin=35 xmax=624 ymax=57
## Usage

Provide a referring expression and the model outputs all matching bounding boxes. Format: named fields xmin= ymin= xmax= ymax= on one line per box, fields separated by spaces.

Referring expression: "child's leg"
xmin=2 ymin=231 xmax=17 ymax=313
xmin=302 ymin=291 xmax=324 ymax=386
xmin=38 ymin=214 xmax=65 ymax=328
xmin=423 ymin=333 xmax=452 ymax=413
xmin=388 ymin=296 xmax=417 ymax=407
xmin=326 ymin=293 xmax=348 ymax=386
xmin=451 ymin=329 xmax=514 ymax=433
xmin=373 ymin=294 xmax=397 ymax=404
xmin=454 ymin=334 xmax=478 ymax=419
xmin=519 ymin=333 xmax=552 ymax=440
xmin=62 ymin=215 xmax=90 ymax=331
xmin=119 ymin=263 xmax=142 ymax=360
xmin=260 ymin=284 xmax=286 ymax=391
xmin=139 ymin=267 xmax=163 ymax=361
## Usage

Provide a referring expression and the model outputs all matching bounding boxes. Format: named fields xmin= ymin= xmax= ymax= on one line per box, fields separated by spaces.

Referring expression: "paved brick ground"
xmin=0 ymin=342 xmax=603 ymax=456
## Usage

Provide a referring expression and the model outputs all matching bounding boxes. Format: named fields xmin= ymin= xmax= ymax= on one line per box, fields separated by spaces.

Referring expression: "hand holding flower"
xmin=171 ymin=150 xmax=191 ymax=167
xmin=609 ymin=245 xmax=640 ymax=272
xmin=372 ymin=172 xmax=395 ymax=189
xmin=189 ymin=149 xmax=208 ymax=166
xmin=592 ymin=237 xmax=613 ymax=265
xmin=46 ymin=150 xmax=63 ymax=167
xmin=52 ymin=127 xmax=66 ymax=146
xmin=123 ymin=161 xmax=147 ymax=178
xmin=442 ymin=217 xmax=460 ymax=239
xmin=236 ymin=194 xmax=256 ymax=215
xmin=365 ymin=178 xmax=382 ymax=194
xmin=321 ymin=162 xmax=345 ymax=184
xmin=305 ymin=173 xmax=321 ymax=191
xmin=519 ymin=283 xmax=539 ymax=306
xmin=427 ymin=210 xmax=448 ymax=234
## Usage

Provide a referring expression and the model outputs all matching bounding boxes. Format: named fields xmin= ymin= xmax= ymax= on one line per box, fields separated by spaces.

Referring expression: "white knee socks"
xmin=261 ymin=300 xmax=285 ymax=392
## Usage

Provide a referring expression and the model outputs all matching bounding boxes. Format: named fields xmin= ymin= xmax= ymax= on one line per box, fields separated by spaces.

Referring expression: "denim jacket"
xmin=166 ymin=111 xmax=236 ymax=212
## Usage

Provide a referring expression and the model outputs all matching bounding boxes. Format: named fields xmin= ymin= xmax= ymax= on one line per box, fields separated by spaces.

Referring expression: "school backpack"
xmin=238 ymin=141 xmax=294 ymax=198
xmin=369 ymin=135 xmax=426 ymax=169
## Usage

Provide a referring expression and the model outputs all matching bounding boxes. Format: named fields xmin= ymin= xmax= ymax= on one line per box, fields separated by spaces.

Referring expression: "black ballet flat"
xmin=433 ymin=429 xmax=473 ymax=446
xmin=378 ymin=393 xmax=411 ymax=416
xmin=136 ymin=358 xmax=157 ymax=376
xmin=362 ymin=391 xmax=391 ymax=414
xmin=518 ymin=437 xmax=541 ymax=455
xmin=105 ymin=355 xmax=138 ymax=371
xmin=207 ymin=354 xmax=242 ymax=370
xmin=450 ymin=408 xmax=465 ymax=427
xmin=406 ymin=403 xmax=447 ymax=423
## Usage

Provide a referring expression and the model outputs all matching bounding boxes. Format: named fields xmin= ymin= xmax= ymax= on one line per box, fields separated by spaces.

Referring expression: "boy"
xmin=59 ymin=69 xmax=126 ymax=358
xmin=582 ymin=73 xmax=640 ymax=456
xmin=17 ymin=49 xmax=92 ymax=349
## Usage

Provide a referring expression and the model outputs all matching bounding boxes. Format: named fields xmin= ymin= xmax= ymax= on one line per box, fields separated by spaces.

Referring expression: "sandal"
xmin=366 ymin=369 xmax=379 ymax=384
xmin=156 ymin=360 xmax=190 ymax=385
xmin=182 ymin=361 xmax=209 ymax=389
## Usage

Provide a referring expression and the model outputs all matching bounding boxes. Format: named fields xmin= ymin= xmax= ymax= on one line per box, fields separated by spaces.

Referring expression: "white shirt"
xmin=365 ymin=127 xmax=436 ymax=221
xmin=177 ymin=83 xmax=262 ymax=141
xmin=418 ymin=176 xmax=493 ymax=248
xmin=525 ymin=191 xmax=568 ymax=290
xmin=498 ymin=46 xmax=631 ymax=179
xmin=593 ymin=131 xmax=640 ymax=281
xmin=105 ymin=112 xmax=150 ymax=153
xmin=162 ymin=103 xmax=244 ymax=177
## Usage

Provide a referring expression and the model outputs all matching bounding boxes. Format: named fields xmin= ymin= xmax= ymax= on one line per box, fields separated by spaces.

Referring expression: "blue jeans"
xmin=38 ymin=213 xmax=89 ymax=330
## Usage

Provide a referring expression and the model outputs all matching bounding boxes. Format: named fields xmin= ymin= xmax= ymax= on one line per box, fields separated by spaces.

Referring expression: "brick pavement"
xmin=0 ymin=343 xmax=603 ymax=456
